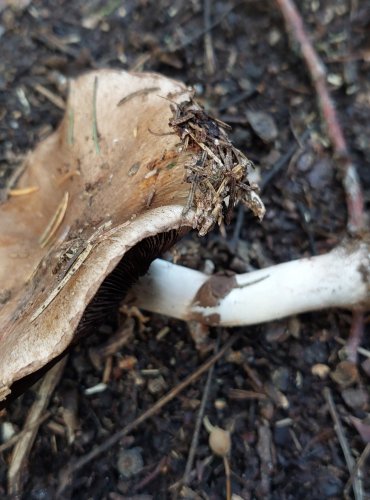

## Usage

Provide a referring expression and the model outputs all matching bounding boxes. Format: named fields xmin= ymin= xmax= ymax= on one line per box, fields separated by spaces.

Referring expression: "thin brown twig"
xmin=275 ymin=0 xmax=364 ymax=234
xmin=133 ymin=455 xmax=168 ymax=492
xmin=182 ymin=332 xmax=219 ymax=487
xmin=335 ymin=336 xmax=370 ymax=359
xmin=57 ymin=334 xmax=239 ymax=495
xmin=275 ymin=0 xmax=366 ymax=381
xmin=324 ymin=387 xmax=363 ymax=500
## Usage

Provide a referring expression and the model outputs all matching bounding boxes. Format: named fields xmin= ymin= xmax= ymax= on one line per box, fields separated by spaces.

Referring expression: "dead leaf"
xmin=350 ymin=416 xmax=370 ymax=443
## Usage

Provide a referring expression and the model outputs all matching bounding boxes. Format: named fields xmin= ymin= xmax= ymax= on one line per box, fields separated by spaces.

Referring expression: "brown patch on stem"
xmin=193 ymin=274 xmax=237 ymax=307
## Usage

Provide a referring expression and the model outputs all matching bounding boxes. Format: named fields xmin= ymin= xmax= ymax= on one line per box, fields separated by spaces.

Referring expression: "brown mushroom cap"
xmin=0 ymin=69 xmax=263 ymax=402
xmin=0 ymin=70 xmax=196 ymax=400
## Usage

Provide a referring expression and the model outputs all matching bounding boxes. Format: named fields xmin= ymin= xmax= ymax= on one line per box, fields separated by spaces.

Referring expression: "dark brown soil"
xmin=1 ymin=1 xmax=370 ymax=499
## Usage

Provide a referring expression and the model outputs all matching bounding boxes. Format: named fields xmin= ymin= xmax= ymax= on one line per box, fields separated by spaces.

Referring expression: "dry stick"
xmin=0 ymin=412 xmax=51 ymax=454
xmin=344 ymin=443 xmax=370 ymax=499
xmin=335 ymin=337 xmax=370 ymax=360
xmin=223 ymin=456 xmax=232 ymax=500
xmin=204 ymin=0 xmax=216 ymax=75
xmin=33 ymin=83 xmax=66 ymax=110
xmin=57 ymin=334 xmax=239 ymax=493
xmin=7 ymin=356 xmax=68 ymax=496
xmin=182 ymin=334 xmax=219 ymax=487
xmin=133 ymin=456 xmax=168 ymax=492
xmin=275 ymin=0 xmax=366 ymax=362
xmin=275 ymin=0 xmax=364 ymax=233
xmin=324 ymin=387 xmax=363 ymax=500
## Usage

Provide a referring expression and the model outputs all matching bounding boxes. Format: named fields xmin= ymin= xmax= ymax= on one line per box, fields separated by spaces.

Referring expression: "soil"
xmin=1 ymin=0 xmax=370 ymax=499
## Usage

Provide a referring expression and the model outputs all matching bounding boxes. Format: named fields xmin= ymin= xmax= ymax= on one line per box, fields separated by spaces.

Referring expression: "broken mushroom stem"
xmin=129 ymin=238 xmax=370 ymax=327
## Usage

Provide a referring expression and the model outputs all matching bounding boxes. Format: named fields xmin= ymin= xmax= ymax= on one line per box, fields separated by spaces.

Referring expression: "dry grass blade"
xmin=9 ymin=186 xmax=39 ymax=196
xmin=182 ymin=332 xmax=217 ymax=487
xmin=38 ymin=191 xmax=69 ymax=248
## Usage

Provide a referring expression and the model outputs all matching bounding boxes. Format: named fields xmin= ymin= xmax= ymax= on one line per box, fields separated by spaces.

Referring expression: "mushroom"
xmin=0 ymin=69 xmax=263 ymax=402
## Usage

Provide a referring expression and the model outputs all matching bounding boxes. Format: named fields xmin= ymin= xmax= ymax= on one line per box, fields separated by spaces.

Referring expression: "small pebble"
xmin=214 ymin=399 xmax=227 ymax=410
xmin=246 ymin=110 xmax=278 ymax=143
xmin=1 ymin=422 xmax=16 ymax=442
xmin=311 ymin=363 xmax=330 ymax=379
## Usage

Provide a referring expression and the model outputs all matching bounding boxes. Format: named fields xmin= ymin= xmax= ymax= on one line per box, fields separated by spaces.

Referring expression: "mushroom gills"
xmin=76 ymin=228 xmax=186 ymax=335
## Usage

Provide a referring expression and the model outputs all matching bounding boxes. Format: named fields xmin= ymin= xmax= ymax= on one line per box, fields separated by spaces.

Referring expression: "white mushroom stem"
xmin=130 ymin=240 xmax=370 ymax=326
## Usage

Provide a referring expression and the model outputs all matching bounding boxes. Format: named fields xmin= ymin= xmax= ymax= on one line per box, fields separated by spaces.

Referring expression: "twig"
xmin=204 ymin=0 xmax=216 ymax=75
xmin=275 ymin=0 xmax=366 ymax=374
xmin=324 ymin=387 xmax=363 ymax=500
xmin=344 ymin=443 xmax=370 ymax=499
xmin=33 ymin=83 xmax=66 ymax=110
xmin=275 ymin=0 xmax=365 ymax=233
xmin=7 ymin=357 xmax=67 ymax=496
xmin=133 ymin=456 xmax=168 ymax=492
xmin=223 ymin=456 xmax=232 ymax=500
xmin=57 ymin=334 xmax=239 ymax=495
xmin=182 ymin=333 xmax=219 ymax=486
xmin=256 ymin=422 xmax=274 ymax=497
xmin=335 ymin=337 xmax=370 ymax=359
xmin=0 ymin=412 xmax=51 ymax=454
